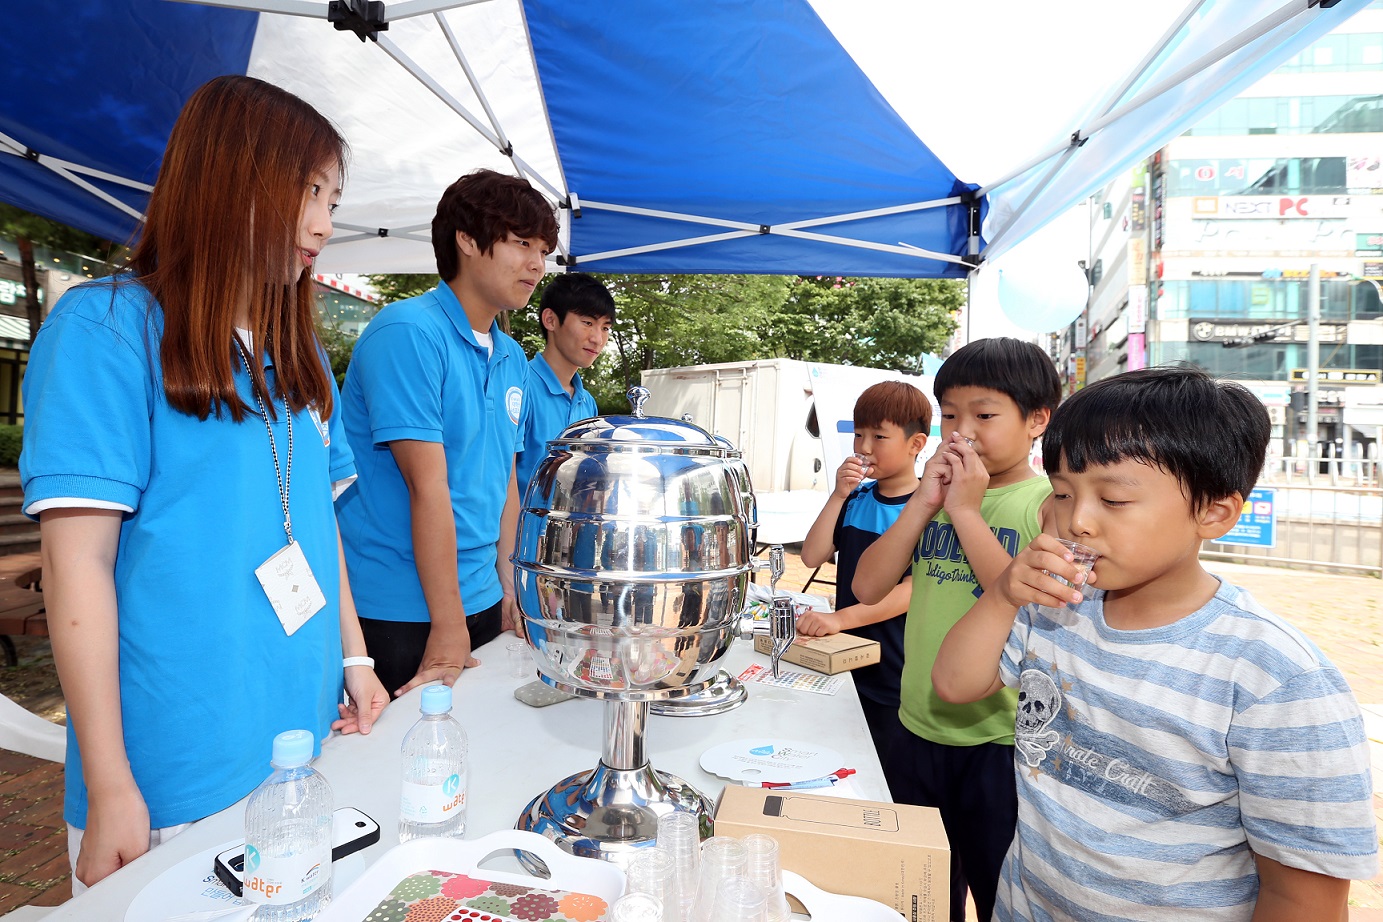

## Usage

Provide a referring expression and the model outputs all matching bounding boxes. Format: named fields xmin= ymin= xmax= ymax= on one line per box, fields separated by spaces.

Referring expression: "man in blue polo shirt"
xmin=514 ymin=273 xmax=615 ymax=498
xmin=336 ymin=168 xmax=560 ymax=697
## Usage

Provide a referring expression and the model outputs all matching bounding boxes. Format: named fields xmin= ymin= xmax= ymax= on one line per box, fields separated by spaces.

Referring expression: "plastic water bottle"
xmin=399 ymin=684 xmax=468 ymax=842
xmin=244 ymin=729 xmax=333 ymax=921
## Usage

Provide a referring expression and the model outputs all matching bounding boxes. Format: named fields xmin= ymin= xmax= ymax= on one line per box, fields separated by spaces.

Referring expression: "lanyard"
xmin=234 ymin=338 xmax=295 ymax=544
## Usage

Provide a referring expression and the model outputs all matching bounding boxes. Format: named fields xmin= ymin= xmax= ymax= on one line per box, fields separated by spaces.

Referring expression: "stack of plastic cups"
xmin=690 ymin=837 xmax=747 ymax=922
xmin=611 ymin=892 xmax=664 ymax=922
xmin=627 ymin=848 xmax=680 ymax=918
xmin=656 ymin=812 xmax=701 ymax=922
xmin=708 ymin=878 xmax=767 ymax=922
xmin=743 ymin=834 xmax=792 ymax=922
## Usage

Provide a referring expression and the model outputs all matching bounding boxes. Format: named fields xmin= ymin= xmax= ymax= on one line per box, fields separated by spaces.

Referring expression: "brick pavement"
xmin=0 ymin=551 xmax=1379 ymax=916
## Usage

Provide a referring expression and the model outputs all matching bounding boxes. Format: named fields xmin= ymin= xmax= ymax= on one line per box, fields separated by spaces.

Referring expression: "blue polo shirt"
xmin=20 ymin=277 xmax=352 ymax=829
xmin=336 ymin=283 xmax=527 ymax=622
xmin=515 ymin=353 xmax=598 ymax=499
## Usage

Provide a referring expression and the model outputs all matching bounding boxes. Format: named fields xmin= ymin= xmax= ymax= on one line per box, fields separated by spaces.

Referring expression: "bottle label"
xmin=400 ymin=772 xmax=466 ymax=823
xmin=242 ymin=841 xmax=330 ymax=905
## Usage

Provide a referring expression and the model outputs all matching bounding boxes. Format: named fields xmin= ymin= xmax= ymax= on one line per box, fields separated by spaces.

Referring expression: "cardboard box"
xmin=714 ymin=784 xmax=949 ymax=921
xmin=753 ymin=630 xmax=881 ymax=674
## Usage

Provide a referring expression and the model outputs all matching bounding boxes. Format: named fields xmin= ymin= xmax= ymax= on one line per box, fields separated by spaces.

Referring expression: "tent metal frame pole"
xmin=978 ymin=0 xmax=1309 ymax=202
xmin=981 ymin=0 xmax=1310 ymax=257
xmin=572 ymin=198 xmax=969 ymax=266
xmin=432 ymin=7 xmax=571 ymax=261
xmin=580 ymin=201 xmax=762 ymax=232
xmin=329 ymin=221 xmax=433 ymax=245
xmin=1087 ymin=0 xmax=1207 ymax=134
xmin=171 ymin=0 xmax=488 ymax=20
xmin=776 ymin=196 xmax=961 ymax=230
xmin=982 ymin=144 xmax=1082 ymax=258
xmin=0 ymin=131 xmax=148 ymax=222
xmin=1082 ymin=0 xmax=1307 ymax=141
xmin=579 ymin=196 xmax=959 ymax=231
xmin=514 ymin=0 xmax=573 ymax=263
xmin=374 ymin=33 xmax=565 ymax=204
xmin=374 ymin=35 xmax=504 ymax=151
xmin=981 ymin=0 xmax=1206 ymax=253
xmin=577 ymin=229 xmax=966 ymax=268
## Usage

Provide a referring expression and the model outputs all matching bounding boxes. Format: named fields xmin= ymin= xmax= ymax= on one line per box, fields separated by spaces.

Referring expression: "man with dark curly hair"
xmin=337 ymin=169 xmax=559 ymax=697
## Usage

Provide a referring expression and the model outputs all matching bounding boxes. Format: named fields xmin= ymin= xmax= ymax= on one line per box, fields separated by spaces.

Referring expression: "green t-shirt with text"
xmin=898 ymin=475 xmax=1051 ymax=747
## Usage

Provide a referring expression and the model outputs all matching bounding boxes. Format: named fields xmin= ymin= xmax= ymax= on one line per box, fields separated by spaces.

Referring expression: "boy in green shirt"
xmin=856 ymin=337 xmax=1061 ymax=922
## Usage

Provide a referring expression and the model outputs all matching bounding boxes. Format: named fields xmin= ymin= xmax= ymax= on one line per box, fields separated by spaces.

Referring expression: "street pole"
xmin=1307 ymin=263 xmax=1320 ymax=460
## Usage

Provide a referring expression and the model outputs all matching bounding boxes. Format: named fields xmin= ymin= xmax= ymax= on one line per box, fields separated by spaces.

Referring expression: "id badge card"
xmin=254 ymin=541 xmax=327 ymax=636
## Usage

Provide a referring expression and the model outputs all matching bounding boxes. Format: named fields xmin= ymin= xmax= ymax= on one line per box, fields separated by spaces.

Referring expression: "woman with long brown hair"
xmin=20 ymin=75 xmax=387 ymax=890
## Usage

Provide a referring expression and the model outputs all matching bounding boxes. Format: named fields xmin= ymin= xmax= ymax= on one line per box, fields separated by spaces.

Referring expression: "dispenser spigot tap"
xmin=769 ymin=597 xmax=796 ymax=679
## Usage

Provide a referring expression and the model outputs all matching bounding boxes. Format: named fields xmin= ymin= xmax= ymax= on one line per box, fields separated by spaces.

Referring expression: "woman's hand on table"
xmin=335 ymin=664 xmax=389 ymax=735
xmin=76 ymin=782 xmax=151 ymax=888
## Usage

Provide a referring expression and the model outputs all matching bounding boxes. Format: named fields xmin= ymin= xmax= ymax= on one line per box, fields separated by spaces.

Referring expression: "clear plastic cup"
xmin=612 ymin=891 xmax=665 ymax=922
xmin=656 ymin=811 xmax=701 ymax=921
xmin=1055 ymin=539 xmax=1100 ymax=599
xmin=742 ymin=834 xmax=791 ymax=922
xmin=708 ymin=877 xmax=767 ymax=922
xmin=627 ymin=847 xmax=680 ymax=918
xmin=506 ymin=640 xmax=531 ymax=679
xmin=690 ymin=837 xmax=746 ymax=922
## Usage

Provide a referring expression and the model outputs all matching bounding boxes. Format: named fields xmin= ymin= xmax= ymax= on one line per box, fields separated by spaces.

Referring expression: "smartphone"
xmin=213 ymin=806 xmax=380 ymax=897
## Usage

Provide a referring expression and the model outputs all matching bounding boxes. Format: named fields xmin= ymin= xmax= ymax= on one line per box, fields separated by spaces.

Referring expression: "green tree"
xmin=586 ymin=274 xmax=790 ymax=412
xmin=364 ymin=272 xmax=438 ymax=304
xmin=359 ymin=271 xmax=960 ymax=414
xmin=316 ymin=323 xmax=356 ymax=388
xmin=0 ymin=205 xmax=121 ymax=345
xmin=770 ymin=276 xmax=961 ymax=370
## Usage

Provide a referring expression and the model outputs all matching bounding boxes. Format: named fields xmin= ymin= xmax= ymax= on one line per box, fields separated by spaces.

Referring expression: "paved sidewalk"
xmin=0 ymin=551 xmax=1381 ymax=917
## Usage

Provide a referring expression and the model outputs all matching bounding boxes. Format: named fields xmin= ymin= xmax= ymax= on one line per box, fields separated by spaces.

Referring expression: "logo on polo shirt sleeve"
xmin=506 ymin=386 xmax=523 ymax=425
xmin=308 ymin=405 xmax=331 ymax=446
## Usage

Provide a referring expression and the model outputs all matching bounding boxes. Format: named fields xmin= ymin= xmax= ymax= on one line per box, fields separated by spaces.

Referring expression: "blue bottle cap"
xmin=271 ymin=729 xmax=315 ymax=767
xmin=420 ymin=684 xmax=453 ymax=715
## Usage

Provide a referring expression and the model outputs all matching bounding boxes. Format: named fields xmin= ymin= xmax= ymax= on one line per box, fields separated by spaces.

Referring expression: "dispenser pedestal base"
xmin=516 ymin=761 xmax=712 ymax=870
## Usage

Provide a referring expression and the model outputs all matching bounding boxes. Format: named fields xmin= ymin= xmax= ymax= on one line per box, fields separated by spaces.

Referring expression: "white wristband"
xmin=343 ymin=656 xmax=375 ymax=670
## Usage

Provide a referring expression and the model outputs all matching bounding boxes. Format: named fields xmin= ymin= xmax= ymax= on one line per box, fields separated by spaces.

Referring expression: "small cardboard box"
xmin=714 ymin=785 xmax=949 ymax=921
xmin=753 ymin=630 xmax=881 ymax=674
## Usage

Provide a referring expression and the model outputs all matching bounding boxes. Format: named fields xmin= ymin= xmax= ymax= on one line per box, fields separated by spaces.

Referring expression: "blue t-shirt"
xmin=20 ymin=278 xmax=352 ymax=829
xmin=514 ymin=353 xmax=597 ymax=500
xmin=336 ymin=283 xmax=527 ymax=621
xmin=832 ymin=482 xmax=912 ymax=707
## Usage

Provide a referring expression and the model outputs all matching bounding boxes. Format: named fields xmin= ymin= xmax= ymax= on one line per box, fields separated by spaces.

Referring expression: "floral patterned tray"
xmin=363 ymin=869 xmax=610 ymax=922
xmin=314 ymin=830 xmax=626 ymax=922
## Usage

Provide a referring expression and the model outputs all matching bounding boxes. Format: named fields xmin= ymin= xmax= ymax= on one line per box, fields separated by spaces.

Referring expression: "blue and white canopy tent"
xmin=0 ymin=0 xmax=1369 ymax=286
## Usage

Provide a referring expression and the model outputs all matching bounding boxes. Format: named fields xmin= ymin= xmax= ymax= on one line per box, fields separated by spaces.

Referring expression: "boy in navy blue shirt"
xmin=514 ymin=272 xmax=615 ymax=496
xmin=799 ymin=380 xmax=931 ymax=765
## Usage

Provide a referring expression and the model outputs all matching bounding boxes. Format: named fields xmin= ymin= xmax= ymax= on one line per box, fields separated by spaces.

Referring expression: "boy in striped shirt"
xmin=933 ymin=366 xmax=1378 ymax=921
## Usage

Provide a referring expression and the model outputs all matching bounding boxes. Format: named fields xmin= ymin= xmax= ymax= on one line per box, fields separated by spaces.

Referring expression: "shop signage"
xmin=1358 ymin=232 xmax=1383 ymax=257
xmin=1289 ymin=368 xmax=1381 ymax=384
xmin=1348 ymin=155 xmax=1383 ymax=190
xmin=1190 ymin=195 xmax=1374 ymax=220
xmin=1128 ymin=286 xmax=1147 ymax=335
xmin=0 ymin=280 xmax=26 ymax=307
xmin=1213 ymin=488 xmax=1276 ymax=549
xmin=1164 ymin=214 xmax=1352 ymax=257
xmin=1190 ymin=320 xmax=1345 ymax=344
